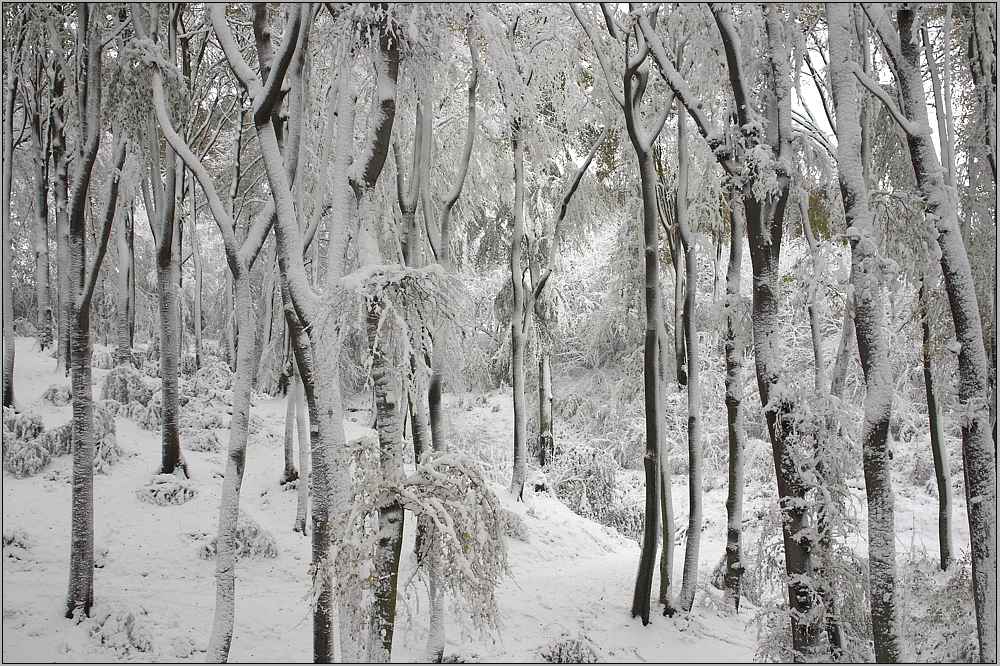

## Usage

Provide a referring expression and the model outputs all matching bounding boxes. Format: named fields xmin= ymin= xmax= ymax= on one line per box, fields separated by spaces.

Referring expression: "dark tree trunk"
xmin=722 ymin=192 xmax=746 ymax=612
xmin=920 ymin=282 xmax=953 ymax=570
xmin=631 ymin=153 xmax=662 ymax=626
xmin=509 ymin=124 xmax=528 ymax=500
xmin=537 ymin=355 xmax=553 ymax=465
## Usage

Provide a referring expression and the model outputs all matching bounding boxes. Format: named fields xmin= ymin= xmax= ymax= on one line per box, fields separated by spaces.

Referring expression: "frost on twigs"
xmin=89 ymin=604 xmax=154 ymax=655
xmin=40 ymin=422 xmax=73 ymax=456
xmin=135 ymin=474 xmax=197 ymax=506
xmin=539 ymin=635 xmax=599 ymax=663
xmin=100 ymin=365 xmax=154 ymax=406
xmin=2 ymin=408 xmax=44 ymax=442
xmin=198 ymin=511 xmax=278 ymax=560
xmin=41 ymin=384 xmax=72 ymax=406
xmin=93 ymin=348 xmax=114 ymax=370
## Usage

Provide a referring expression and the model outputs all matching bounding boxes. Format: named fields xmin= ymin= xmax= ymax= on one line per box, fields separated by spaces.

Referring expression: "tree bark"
xmin=2 ymin=28 xmax=18 ymax=408
xmin=537 ymin=355 xmax=553 ymax=465
xmin=366 ymin=296 xmax=405 ymax=663
xmin=30 ymin=96 xmax=53 ymax=350
xmin=829 ymin=7 xmax=902 ymax=659
xmin=919 ymin=281 xmax=953 ymax=570
xmin=884 ymin=9 xmax=996 ymax=660
xmin=114 ymin=209 xmax=133 ymax=366
xmin=293 ymin=373 xmax=309 ymax=534
xmin=205 ymin=272 xmax=258 ymax=662
xmin=676 ymin=108 xmax=702 ymax=613
xmin=509 ymin=123 xmax=528 ymax=500
xmin=52 ymin=62 xmax=71 ymax=374
xmin=281 ymin=363 xmax=300 ymax=485
xmin=190 ymin=185 xmax=203 ymax=369
xmin=722 ymin=190 xmax=746 ymax=612
xmin=631 ymin=152 xmax=662 ymax=626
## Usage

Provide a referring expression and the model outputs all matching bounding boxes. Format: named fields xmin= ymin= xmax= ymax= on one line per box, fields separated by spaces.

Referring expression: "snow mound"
xmin=500 ymin=507 xmax=529 ymax=542
xmin=99 ymin=366 xmax=154 ymax=406
xmin=41 ymin=383 xmax=72 ymax=406
xmin=198 ymin=511 xmax=278 ymax=560
xmin=135 ymin=474 xmax=198 ymax=506
xmin=540 ymin=635 xmax=599 ymax=663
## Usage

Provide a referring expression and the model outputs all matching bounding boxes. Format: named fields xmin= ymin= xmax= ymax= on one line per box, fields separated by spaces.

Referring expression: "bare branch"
xmin=81 ymin=135 xmax=127 ymax=311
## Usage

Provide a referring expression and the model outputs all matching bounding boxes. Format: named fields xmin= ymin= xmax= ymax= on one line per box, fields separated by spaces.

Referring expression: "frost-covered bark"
xmin=51 ymin=60 xmax=71 ymax=375
xmin=281 ymin=368 xmax=300 ymax=486
xmin=722 ymin=191 xmax=746 ymax=612
xmin=189 ymin=188 xmax=203 ymax=370
xmin=675 ymin=108 xmax=702 ymax=614
xmin=828 ymin=5 xmax=901 ymax=659
xmin=861 ymin=7 xmax=997 ymax=660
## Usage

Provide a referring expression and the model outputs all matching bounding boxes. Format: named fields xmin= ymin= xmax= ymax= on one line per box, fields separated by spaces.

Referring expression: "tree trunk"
xmin=293 ymin=374 xmax=309 ymax=534
xmin=366 ymin=297 xmax=405 ymax=663
xmin=537 ymin=355 xmax=553 ymax=465
xmin=631 ymin=152 xmax=662 ymax=626
xmin=920 ymin=282 xmax=953 ymax=570
xmin=281 ymin=367 xmax=300 ymax=485
xmin=676 ymin=108 xmax=702 ymax=613
xmin=157 ymin=175 xmax=185 ymax=476
xmin=190 ymin=186 xmax=203 ymax=369
xmin=722 ymin=191 xmax=746 ymax=612
xmin=893 ymin=10 xmax=996 ymax=660
xmin=656 ymin=313 xmax=675 ymax=613
xmin=114 ymin=210 xmax=133 ymax=366
xmin=206 ymin=271 xmax=258 ymax=662
xmin=829 ymin=8 xmax=903 ymax=659
xmin=2 ymin=47 xmax=16 ymax=408
xmin=30 ymin=103 xmax=53 ymax=350
xmin=509 ymin=124 xmax=528 ymax=500
xmin=671 ymin=225 xmax=687 ymax=387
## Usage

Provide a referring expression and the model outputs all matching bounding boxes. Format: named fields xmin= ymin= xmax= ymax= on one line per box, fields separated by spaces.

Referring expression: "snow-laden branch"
xmin=255 ymin=4 xmax=302 ymax=125
xmin=637 ymin=13 xmax=737 ymax=175
xmin=552 ymin=126 xmax=608 ymax=245
xmin=570 ymin=3 xmax=625 ymax=109
xmin=208 ymin=5 xmax=261 ymax=95
xmin=860 ymin=3 xmax=906 ymax=76
xmin=707 ymin=4 xmax=750 ymax=127
xmin=849 ymin=61 xmax=926 ymax=138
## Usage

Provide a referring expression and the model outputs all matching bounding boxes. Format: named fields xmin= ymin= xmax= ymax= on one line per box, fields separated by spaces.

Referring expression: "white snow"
xmin=1 ymin=337 xmax=970 ymax=662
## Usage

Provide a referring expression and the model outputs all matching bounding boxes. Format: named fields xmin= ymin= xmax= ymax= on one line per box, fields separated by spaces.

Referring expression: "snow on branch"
xmin=849 ymin=62 xmax=926 ymax=138
xmin=570 ymin=3 xmax=625 ymax=110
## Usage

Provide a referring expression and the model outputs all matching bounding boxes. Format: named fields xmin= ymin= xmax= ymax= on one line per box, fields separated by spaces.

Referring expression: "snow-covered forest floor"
xmin=2 ymin=337 xmax=973 ymax=662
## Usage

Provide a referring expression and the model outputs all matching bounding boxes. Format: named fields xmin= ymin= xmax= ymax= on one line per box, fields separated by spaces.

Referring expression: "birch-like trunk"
xmin=676 ymin=108 xmax=702 ymax=613
xmin=890 ymin=10 xmax=996 ymax=659
xmin=281 ymin=366 xmax=300 ymax=485
xmin=828 ymin=7 xmax=901 ymax=658
xmin=722 ymin=191 xmax=746 ymax=612
xmin=919 ymin=281 xmax=953 ymax=570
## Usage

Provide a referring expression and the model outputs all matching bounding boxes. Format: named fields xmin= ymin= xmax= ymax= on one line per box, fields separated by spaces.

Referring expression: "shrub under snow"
xmin=3 ymin=439 xmax=52 ymax=478
xmin=539 ymin=636 xmax=599 ymax=663
xmin=135 ymin=474 xmax=197 ymax=506
xmin=198 ymin=511 xmax=278 ymax=560
xmin=41 ymin=384 xmax=72 ymax=406
xmin=99 ymin=366 xmax=154 ymax=406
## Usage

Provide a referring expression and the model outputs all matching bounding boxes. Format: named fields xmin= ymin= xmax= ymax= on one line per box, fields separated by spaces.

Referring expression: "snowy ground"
xmin=2 ymin=337 xmax=969 ymax=662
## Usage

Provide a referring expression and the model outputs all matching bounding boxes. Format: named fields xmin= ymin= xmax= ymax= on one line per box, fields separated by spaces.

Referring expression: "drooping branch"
xmin=552 ymin=126 xmax=608 ymax=244
xmin=707 ymin=4 xmax=750 ymax=128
